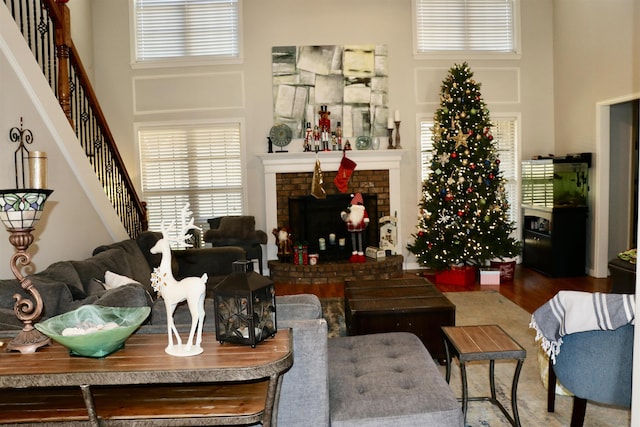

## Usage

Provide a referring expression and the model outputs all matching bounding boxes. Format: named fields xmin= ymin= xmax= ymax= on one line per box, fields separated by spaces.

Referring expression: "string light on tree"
xmin=407 ymin=62 xmax=521 ymax=270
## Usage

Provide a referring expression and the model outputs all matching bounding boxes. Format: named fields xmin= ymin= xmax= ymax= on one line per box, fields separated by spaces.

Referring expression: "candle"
xmin=329 ymin=233 xmax=336 ymax=245
xmin=394 ymin=110 xmax=400 ymax=122
xmin=387 ymin=117 xmax=394 ymax=129
xmin=338 ymin=238 xmax=346 ymax=247
xmin=29 ymin=151 xmax=47 ymax=189
xmin=319 ymin=238 xmax=326 ymax=251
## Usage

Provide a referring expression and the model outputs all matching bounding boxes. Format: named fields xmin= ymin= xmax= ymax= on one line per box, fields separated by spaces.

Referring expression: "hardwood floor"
xmin=410 ymin=265 xmax=611 ymax=314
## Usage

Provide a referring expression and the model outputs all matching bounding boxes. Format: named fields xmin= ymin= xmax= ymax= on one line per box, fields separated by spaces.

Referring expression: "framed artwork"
xmin=272 ymin=45 xmax=389 ymax=140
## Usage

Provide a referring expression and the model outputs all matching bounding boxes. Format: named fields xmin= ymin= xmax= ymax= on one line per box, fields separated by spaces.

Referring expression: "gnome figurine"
xmin=340 ymin=193 xmax=369 ymax=263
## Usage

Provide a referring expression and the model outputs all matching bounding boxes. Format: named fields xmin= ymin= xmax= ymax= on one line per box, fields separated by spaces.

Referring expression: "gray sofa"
xmin=0 ymin=231 xmax=246 ymax=333
xmin=277 ymin=294 xmax=463 ymax=427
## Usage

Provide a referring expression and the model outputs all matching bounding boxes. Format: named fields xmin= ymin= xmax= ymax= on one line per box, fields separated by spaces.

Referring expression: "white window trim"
xmin=134 ymin=118 xmax=248 ymax=234
xmin=411 ymin=0 xmax=522 ymax=60
xmin=129 ymin=0 xmax=244 ymax=69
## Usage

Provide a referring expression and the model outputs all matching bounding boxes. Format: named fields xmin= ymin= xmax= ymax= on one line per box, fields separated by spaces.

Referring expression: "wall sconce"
xmin=1 ymin=118 xmax=53 ymax=353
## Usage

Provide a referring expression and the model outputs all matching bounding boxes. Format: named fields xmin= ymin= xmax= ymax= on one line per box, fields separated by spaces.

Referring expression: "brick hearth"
xmin=270 ymin=255 xmax=404 ymax=298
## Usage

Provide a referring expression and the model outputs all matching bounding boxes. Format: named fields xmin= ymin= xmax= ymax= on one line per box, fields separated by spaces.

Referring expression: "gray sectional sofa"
xmin=0 ymin=231 xmax=245 ymax=333
xmin=0 ymin=232 xmax=463 ymax=426
xmin=277 ymin=294 xmax=463 ymax=427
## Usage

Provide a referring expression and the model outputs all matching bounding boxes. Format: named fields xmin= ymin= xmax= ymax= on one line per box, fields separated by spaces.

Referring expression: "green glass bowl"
xmin=35 ymin=305 xmax=151 ymax=358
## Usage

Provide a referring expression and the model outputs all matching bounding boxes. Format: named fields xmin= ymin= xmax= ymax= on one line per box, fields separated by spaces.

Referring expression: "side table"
xmin=442 ymin=324 xmax=526 ymax=427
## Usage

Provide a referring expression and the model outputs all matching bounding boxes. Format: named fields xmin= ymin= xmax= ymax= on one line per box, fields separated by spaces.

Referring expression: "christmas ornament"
xmin=311 ymin=158 xmax=326 ymax=199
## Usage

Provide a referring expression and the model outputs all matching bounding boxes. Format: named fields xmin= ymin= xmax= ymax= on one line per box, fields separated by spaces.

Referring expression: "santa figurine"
xmin=340 ymin=193 xmax=369 ymax=263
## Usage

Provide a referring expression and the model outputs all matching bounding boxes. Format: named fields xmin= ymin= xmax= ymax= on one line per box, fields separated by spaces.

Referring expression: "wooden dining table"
xmin=0 ymin=329 xmax=293 ymax=426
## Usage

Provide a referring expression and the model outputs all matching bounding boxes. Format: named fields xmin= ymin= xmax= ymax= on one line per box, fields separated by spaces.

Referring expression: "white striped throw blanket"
xmin=530 ymin=291 xmax=635 ymax=364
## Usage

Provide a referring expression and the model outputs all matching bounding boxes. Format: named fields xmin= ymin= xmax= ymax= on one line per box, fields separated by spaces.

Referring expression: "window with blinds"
xmin=419 ymin=116 xmax=519 ymax=225
xmin=138 ymin=122 xmax=243 ymax=239
xmin=413 ymin=0 xmax=518 ymax=55
xmin=133 ymin=0 xmax=241 ymax=64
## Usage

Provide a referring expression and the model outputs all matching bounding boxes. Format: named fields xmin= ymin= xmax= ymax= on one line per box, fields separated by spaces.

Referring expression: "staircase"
xmin=3 ymin=0 xmax=146 ymax=237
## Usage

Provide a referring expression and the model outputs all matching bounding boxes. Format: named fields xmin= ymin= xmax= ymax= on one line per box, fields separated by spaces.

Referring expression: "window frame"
xmin=412 ymin=0 xmax=521 ymax=60
xmin=129 ymin=0 xmax=244 ymax=69
xmin=135 ymin=118 xmax=247 ymax=241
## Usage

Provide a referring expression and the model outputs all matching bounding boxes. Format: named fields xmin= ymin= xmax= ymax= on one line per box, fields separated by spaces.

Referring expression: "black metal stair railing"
xmin=3 ymin=0 xmax=147 ymax=237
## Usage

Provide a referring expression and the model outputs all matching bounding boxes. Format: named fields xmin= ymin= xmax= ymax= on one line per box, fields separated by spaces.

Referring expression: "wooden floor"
xmin=410 ymin=264 xmax=611 ymax=314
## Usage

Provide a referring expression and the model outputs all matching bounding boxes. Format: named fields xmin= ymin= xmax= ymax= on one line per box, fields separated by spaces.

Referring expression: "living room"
xmin=0 ymin=0 xmax=638 ymax=281
xmin=0 ymin=1 xmax=638 ymax=425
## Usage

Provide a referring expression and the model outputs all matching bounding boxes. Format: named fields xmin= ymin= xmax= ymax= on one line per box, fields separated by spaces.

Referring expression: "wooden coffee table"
xmin=0 ymin=330 xmax=293 ymax=426
xmin=442 ymin=324 xmax=526 ymax=427
xmin=344 ymin=277 xmax=455 ymax=359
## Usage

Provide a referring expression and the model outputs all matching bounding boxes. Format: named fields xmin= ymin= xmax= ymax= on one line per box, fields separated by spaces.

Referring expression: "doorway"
xmin=594 ymin=94 xmax=640 ymax=277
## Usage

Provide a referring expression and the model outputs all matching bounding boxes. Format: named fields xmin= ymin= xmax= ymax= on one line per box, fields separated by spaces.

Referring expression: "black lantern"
xmin=213 ymin=261 xmax=277 ymax=347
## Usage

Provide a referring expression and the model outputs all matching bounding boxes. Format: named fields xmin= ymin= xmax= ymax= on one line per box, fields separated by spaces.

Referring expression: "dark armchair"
xmin=203 ymin=216 xmax=268 ymax=274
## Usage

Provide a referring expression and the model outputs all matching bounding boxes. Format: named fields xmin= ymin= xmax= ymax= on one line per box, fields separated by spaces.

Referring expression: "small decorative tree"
xmin=408 ymin=62 xmax=520 ymax=270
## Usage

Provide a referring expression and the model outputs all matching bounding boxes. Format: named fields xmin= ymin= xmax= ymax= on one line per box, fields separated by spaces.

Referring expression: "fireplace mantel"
xmin=259 ymin=150 xmax=405 ymax=265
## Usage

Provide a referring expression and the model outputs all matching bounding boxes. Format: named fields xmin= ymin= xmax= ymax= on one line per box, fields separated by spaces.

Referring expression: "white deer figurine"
xmin=150 ymin=204 xmax=207 ymax=356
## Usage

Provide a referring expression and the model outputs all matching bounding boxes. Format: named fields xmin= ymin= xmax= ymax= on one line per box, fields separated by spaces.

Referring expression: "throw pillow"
xmin=104 ymin=271 xmax=141 ymax=290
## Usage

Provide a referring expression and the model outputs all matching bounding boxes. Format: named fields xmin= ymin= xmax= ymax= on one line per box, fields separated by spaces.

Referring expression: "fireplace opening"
xmin=288 ymin=194 xmax=379 ymax=256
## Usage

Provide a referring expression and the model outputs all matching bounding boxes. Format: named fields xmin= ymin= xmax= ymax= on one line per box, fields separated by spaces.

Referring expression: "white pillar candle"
xmin=394 ymin=110 xmax=400 ymax=122
xmin=338 ymin=238 xmax=346 ymax=247
xmin=319 ymin=238 xmax=326 ymax=251
xmin=28 ymin=151 xmax=47 ymax=189
xmin=387 ymin=117 xmax=394 ymax=129
xmin=329 ymin=233 xmax=336 ymax=245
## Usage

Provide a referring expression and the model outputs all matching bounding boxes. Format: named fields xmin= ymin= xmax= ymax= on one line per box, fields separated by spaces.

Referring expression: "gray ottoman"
xmin=328 ymin=332 xmax=463 ymax=427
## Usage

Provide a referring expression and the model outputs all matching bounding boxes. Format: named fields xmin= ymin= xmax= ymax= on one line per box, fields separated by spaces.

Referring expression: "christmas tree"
xmin=408 ymin=62 xmax=520 ymax=270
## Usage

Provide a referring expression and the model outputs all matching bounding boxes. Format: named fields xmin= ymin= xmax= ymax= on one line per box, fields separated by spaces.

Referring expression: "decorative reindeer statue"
xmin=150 ymin=204 xmax=207 ymax=356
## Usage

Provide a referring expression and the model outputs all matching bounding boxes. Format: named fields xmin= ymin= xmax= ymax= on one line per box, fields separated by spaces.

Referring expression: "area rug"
xmin=321 ymin=292 xmax=631 ymax=427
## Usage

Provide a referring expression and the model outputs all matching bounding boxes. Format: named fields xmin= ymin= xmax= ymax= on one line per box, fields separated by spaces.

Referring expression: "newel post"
xmin=54 ymin=0 xmax=72 ymax=125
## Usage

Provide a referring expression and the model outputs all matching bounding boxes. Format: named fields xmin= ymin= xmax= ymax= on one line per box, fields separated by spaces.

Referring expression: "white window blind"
xmin=134 ymin=0 xmax=240 ymax=62
xmin=414 ymin=0 xmax=516 ymax=53
xmin=139 ymin=122 xmax=243 ymax=239
xmin=419 ymin=116 xmax=519 ymax=225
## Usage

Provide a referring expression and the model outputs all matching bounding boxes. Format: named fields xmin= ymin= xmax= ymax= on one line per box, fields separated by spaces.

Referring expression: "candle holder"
xmin=387 ymin=127 xmax=395 ymax=149
xmin=0 ymin=189 xmax=53 ymax=353
xmin=394 ymin=121 xmax=402 ymax=149
xmin=3 ymin=118 xmax=53 ymax=353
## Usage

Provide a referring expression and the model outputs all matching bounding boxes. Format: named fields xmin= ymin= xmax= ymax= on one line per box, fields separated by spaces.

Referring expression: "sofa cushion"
xmin=104 ymin=271 xmax=141 ymax=290
xmin=94 ymin=283 xmax=154 ymax=310
xmin=0 ymin=275 xmax=74 ymax=320
xmin=0 ymin=307 xmax=23 ymax=330
xmin=93 ymin=238 xmax=154 ymax=285
xmin=276 ymin=318 xmax=330 ymax=427
xmin=328 ymin=332 xmax=463 ymax=427
xmin=36 ymin=261 xmax=85 ymax=300
xmin=277 ymin=294 xmax=323 ymax=321
xmin=71 ymin=248 xmax=134 ymax=296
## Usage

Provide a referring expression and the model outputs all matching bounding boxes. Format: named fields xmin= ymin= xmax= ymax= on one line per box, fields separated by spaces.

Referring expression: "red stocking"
xmin=334 ymin=154 xmax=357 ymax=193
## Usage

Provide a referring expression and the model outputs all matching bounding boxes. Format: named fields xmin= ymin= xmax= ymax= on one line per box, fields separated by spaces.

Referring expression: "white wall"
xmin=90 ymin=0 xmax=556 ymax=268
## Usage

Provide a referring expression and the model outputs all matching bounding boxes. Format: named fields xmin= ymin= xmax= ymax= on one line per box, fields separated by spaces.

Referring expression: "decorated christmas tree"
xmin=408 ymin=62 xmax=520 ymax=270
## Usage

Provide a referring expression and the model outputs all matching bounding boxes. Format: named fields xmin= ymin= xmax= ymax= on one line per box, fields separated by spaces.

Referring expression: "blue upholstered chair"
xmin=547 ymin=324 xmax=633 ymax=427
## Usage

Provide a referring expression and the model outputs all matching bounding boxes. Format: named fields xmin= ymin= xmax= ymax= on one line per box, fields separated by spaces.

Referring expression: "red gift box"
xmin=435 ymin=265 xmax=477 ymax=286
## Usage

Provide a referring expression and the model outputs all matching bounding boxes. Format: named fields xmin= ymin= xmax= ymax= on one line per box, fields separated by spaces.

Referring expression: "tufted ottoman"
xmin=328 ymin=332 xmax=463 ymax=427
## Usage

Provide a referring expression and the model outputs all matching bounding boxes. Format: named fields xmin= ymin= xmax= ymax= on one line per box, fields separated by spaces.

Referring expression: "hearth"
xmin=289 ymin=194 xmax=378 ymax=255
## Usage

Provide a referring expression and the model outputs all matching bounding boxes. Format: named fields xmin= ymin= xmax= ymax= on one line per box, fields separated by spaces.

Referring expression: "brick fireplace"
xmin=260 ymin=150 xmax=405 ymax=269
